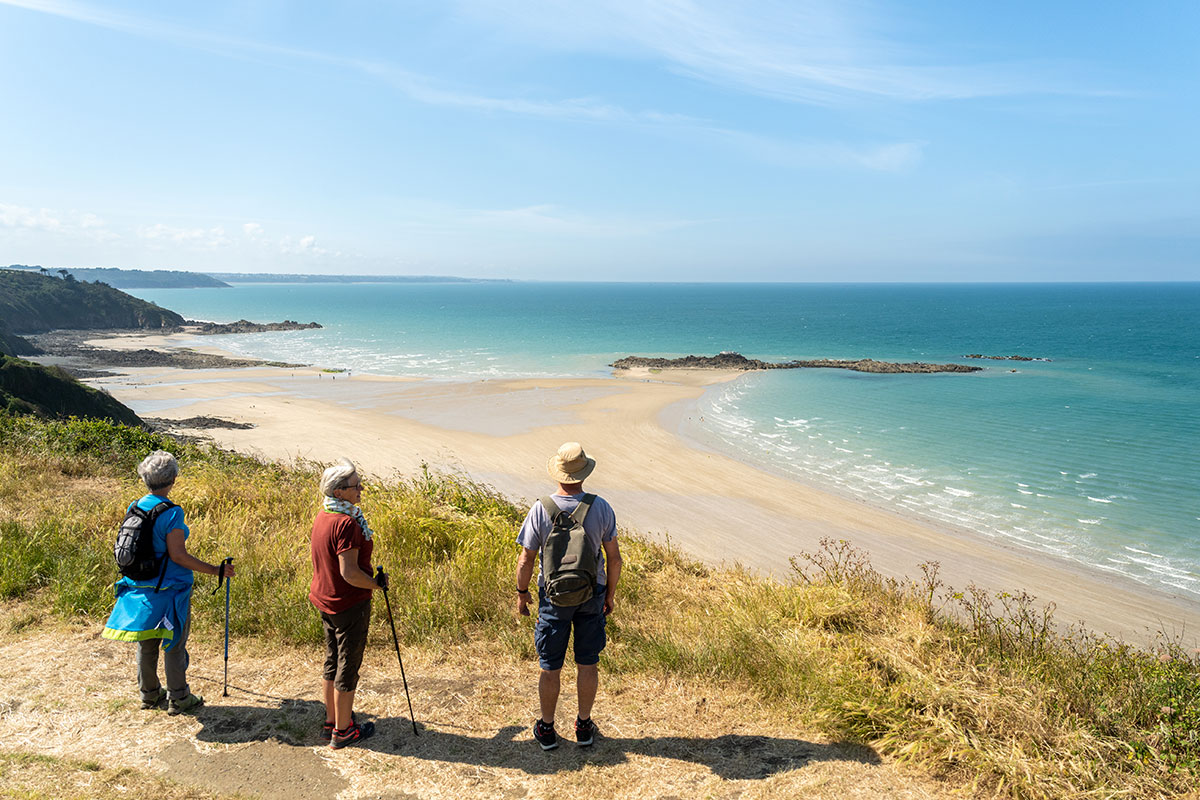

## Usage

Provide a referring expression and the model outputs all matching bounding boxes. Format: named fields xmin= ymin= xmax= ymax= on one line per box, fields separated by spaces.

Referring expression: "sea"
xmin=128 ymin=282 xmax=1200 ymax=599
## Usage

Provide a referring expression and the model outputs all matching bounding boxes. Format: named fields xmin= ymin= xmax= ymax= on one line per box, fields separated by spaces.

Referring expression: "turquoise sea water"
xmin=131 ymin=282 xmax=1200 ymax=598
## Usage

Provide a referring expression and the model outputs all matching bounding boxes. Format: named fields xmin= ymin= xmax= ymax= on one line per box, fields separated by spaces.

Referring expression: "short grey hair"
xmin=320 ymin=458 xmax=358 ymax=497
xmin=137 ymin=450 xmax=178 ymax=491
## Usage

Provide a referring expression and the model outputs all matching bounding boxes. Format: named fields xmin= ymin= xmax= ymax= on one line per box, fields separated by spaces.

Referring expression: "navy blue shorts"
xmin=533 ymin=586 xmax=607 ymax=671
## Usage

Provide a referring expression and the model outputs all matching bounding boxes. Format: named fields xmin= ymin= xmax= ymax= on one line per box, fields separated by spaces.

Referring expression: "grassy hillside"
xmin=0 ymin=268 xmax=184 ymax=333
xmin=0 ymin=414 xmax=1197 ymax=798
xmin=0 ymin=356 xmax=142 ymax=425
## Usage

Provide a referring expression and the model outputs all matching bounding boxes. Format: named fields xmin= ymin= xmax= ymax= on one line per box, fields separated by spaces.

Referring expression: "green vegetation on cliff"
xmin=0 ymin=268 xmax=184 ymax=333
xmin=8 ymin=263 xmax=230 ymax=288
xmin=0 ymin=414 xmax=1196 ymax=798
xmin=0 ymin=356 xmax=141 ymax=425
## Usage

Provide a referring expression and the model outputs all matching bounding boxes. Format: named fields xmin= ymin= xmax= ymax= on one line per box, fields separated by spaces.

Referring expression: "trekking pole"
xmin=377 ymin=566 xmax=418 ymax=735
xmin=220 ymin=557 xmax=233 ymax=697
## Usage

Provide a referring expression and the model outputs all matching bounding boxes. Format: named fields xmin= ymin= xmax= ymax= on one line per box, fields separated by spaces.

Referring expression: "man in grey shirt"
xmin=516 ymin=442 xmax=622 ymax=750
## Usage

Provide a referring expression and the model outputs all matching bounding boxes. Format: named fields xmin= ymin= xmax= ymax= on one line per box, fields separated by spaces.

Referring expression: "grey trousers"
xmin=138 ymin=613 xmax=191 ymax=701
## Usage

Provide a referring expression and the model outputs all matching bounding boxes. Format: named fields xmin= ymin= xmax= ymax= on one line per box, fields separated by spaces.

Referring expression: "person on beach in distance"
xmin=516 ymin=442 xmax=622 ymax=750
xmin=102 ymin=450 xmax=233 ymax=715
xmin=310 ymin=458 xmax=386 ymax=749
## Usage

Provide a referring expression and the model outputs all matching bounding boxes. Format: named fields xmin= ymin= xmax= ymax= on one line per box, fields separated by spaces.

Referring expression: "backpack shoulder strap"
xmin=147 ymin=500 xmax=176 ymax=519
xmin=146 ymin=500 xmax=177 ymax=593
xmin=540 ymin=496 xmax=563 ymax=519
xmin=569 ymin=493 xmax=595 ymax=526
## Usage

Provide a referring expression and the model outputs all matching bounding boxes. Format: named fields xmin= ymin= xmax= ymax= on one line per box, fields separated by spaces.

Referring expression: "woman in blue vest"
xmin=102 ymin=450 xmax=234 ymax=714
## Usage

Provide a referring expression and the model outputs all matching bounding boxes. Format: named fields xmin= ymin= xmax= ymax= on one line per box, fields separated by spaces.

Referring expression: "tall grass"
xmin=1 ymin=413 xmax=1197 ymax=798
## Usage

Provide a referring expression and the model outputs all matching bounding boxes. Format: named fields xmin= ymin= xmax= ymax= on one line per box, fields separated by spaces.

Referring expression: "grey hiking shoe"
xmin=167 ymin=693 xmax=204 ymax=716
xmin=140 ymin=689 xmax=166 ymax=710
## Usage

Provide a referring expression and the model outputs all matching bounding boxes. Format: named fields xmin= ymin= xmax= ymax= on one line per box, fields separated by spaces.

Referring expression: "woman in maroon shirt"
xmin=310 ymin=458 xmax=385 ymax=749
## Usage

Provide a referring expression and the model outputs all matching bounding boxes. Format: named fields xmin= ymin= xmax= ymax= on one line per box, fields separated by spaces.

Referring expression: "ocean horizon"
xmin=128 ymin=281 xmax=1200 ymax=602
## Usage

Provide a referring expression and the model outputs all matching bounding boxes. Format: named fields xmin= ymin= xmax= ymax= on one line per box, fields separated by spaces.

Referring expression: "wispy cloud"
xmin=468 ymin=204 xmax=698 ymax=237
xmin=1 ymin=0 xmax=935 ymax=172
xmin=0 ymin=202 xmax=120 ymax=241
xmin=454 ymin=0 xmax=1107 ymax=104
xmin=137 ymin=223 xmax=229 ymax=248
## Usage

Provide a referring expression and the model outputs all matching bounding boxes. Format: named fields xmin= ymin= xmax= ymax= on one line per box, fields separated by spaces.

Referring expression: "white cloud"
xmin=243 ymin=222 xmax=264 ymax=237
xmin=0 ymin=203 xmax=62 ymax=230
xmin=279 ymin=234 xmax=337 ymax=257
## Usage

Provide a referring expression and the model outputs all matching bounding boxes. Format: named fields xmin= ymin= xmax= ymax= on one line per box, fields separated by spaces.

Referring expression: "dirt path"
xmin=0 ymin=607 xmax=951 ymax=799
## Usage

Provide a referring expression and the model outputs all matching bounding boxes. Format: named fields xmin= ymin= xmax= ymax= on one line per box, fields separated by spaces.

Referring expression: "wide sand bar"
xmin=85 ymin=334 xmax=1200 ymax=644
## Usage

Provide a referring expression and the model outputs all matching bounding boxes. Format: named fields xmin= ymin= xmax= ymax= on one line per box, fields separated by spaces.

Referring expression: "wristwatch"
xmin=516 ymin=587 xmax=531 ymax=595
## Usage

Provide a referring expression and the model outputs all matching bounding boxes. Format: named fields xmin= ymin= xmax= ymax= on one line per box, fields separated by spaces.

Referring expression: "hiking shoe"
xmin=321 ymin=713 xmax=354 ymax=741
xmin=330 ymin=721 xmax=376 ymax=750
xmin=167 ymin=693 xmax=204 ymax=716
xmin=575 ymin=717 xmax=598 ymax=747
xmin=140 ymin=689 xmax=166 ymax=710
xmin=533 ymin=719 xmax=558 ymax=751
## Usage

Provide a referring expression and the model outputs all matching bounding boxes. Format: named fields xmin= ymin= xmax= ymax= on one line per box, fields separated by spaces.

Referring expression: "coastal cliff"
xmin=611 ymin=352 xmax=982 ymax=373
xmin=0 ymin=268 xmax=184 ymax=333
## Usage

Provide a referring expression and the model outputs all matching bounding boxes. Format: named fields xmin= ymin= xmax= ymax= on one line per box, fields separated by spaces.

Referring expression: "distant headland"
xmin=611 ymin=352 xmax=982 ymax=374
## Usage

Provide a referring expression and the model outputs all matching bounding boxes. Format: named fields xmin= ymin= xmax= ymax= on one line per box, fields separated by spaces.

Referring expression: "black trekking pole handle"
xmin=377 ymin=566 xmax=418 ymax=736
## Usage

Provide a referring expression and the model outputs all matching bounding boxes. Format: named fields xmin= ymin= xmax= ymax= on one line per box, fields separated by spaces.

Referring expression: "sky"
xmin=0 ymin=0 xmax=1197 ymax=281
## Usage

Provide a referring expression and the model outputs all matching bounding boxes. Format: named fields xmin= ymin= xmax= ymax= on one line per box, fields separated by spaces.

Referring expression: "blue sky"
xmin=1 ymin=0 xmax=1197 ymax=281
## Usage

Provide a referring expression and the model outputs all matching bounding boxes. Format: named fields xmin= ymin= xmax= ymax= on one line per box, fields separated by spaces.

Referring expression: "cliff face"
xmin=0 ymin=269 xmax=184 ymax=333
xmin=0 ymin=355 xmax=142 ymax=426
xmin=0 ymin=325 xmax=39 ymax=357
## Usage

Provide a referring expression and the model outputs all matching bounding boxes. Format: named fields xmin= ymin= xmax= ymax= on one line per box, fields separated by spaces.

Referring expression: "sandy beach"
xmin=80 ymin=331 xmax=1200 ymax=645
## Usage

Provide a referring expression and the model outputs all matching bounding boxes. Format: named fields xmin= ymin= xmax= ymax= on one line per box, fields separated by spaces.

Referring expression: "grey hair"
xmin=320 ymin=458 xmax=358 ymax=497
xmin=137 ymin=450 xmax=178 ymax=491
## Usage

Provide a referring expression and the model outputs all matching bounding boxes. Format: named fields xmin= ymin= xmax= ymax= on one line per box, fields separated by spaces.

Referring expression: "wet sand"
xmin=81 ymin=332 xmax=1200 ymax=645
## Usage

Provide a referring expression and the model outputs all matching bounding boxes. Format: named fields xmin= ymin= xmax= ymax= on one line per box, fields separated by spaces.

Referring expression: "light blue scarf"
xmin=323 ymin=496 xmax=374 ymax=541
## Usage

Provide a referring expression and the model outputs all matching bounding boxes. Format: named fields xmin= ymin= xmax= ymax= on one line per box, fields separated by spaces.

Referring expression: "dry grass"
xmin=0 ymin=604 xmax=945 ymax=800
xmin=1 ymin=414 xmax=1198 ymax=799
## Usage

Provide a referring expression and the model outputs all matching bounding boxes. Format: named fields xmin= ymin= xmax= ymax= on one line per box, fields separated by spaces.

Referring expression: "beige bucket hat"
xmin=547 ymin=441 xmax=596 ymax=484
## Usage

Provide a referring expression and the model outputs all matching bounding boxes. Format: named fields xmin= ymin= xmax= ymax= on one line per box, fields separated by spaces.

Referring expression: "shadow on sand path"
xmin=183 ymin=701 xmax=878 ymax=783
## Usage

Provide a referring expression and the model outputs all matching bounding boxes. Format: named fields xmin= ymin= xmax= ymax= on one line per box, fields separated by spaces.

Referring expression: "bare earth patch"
xmin=0 ymin=605 xmax=949 ymax=799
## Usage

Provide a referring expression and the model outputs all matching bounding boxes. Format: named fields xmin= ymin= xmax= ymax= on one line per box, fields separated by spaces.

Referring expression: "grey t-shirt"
xmin=516 ymin=492 xmax=617 ymax=588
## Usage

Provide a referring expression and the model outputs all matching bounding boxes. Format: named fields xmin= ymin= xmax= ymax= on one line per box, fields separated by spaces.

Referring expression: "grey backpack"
xmin=540 ymin=494 xmax=599 ymax=607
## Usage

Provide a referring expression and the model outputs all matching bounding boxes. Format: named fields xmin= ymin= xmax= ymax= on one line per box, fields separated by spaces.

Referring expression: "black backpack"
xmin=540 ymin=494 xmax=599 ymax=607
xmin=114 ymin=499 xmax=176 ymax=589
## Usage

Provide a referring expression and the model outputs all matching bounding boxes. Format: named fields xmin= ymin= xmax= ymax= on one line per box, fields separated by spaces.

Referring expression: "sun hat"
xmin=547 ymin=442 xmax=596 ymax=484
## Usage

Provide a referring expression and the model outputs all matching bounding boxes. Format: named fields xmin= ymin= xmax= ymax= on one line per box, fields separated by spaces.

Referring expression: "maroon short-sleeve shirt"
xmin=309 ymin=511 xmax=374 ymax=614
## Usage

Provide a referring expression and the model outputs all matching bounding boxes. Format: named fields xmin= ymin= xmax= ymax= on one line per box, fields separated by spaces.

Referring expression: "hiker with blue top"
xmin=102 ymin=450 xmax=234 ymax=715
xmin=516 ymin=442 xmax=622 ymax=750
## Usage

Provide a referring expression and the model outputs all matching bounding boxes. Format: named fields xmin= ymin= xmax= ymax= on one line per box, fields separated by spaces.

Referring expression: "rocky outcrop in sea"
xmin=188 ymin=319 xmax=322 ymax=334
xmin=610 ymin=353 xmax=982 ymax=374
xmin=964 ymin=354 xmax=1051 ymax=362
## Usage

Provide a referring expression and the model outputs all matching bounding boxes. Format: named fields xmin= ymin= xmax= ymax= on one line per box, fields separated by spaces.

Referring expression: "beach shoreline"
xmin=63 ymin=329 xmax=1200 ymax=645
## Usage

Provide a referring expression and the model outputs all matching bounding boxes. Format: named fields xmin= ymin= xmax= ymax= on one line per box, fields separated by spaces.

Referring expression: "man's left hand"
xmin=603 ymin=594 xmax=617 ymax=615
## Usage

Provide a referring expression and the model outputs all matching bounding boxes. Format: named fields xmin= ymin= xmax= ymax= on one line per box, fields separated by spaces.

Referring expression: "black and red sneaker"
xmin=575 ymin=717 xmax=598 ymax=747
xmin=330 ymin=720 xmax=376 ymax=749
xmin=533 ymin=719 xmax=558 ymax=750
